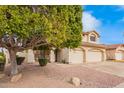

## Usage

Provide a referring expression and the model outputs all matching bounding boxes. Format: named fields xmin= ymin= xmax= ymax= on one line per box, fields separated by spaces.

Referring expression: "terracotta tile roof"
xmin=82 ymin=30 xmax=100 ymax=37
xmin=82 ymin=42 xmax=124 ymax=49
xmin=106 ymin=44 xmax=124 ymax=49
xmin=82 ymin=42 xmax=106 ymax=48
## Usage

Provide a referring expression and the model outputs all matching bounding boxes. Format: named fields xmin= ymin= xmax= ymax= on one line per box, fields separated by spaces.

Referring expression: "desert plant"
xmin=0 ymin=52 xmax=5 ymax=71
xmin=38 ymin=58 xmax=48 ymax=66
xmin=16 ymin=55 xmax=25 ymax=65
xmin=61 ymin=60 xmax=66 ymax=64
xmin=0 ymin=56 xmax=5 ymax=62
xmin=0 ymin=52 xmax=5 ymax=63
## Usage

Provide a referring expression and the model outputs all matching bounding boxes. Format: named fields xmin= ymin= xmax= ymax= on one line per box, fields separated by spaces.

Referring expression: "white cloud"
xmin=82 ymin=11 xmax=101 ymax=32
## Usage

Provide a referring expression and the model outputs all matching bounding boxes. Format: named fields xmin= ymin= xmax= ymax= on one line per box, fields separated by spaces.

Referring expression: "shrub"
xmin=38 ymin=58 xmax=48 ymax=66
xmin=0 ymin=52 xmax=5 ymax=71
xmin=0 ymin=53 xmax=5 ymax=63
xmin=61 ymin=60 xmax=68 ymax=64
xmin=16 ymin=55 xmax=25 ymax=65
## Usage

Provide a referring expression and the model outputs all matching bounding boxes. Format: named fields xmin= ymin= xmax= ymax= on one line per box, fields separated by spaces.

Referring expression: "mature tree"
xmin=0 ymin=5 xmax=82 ymax=75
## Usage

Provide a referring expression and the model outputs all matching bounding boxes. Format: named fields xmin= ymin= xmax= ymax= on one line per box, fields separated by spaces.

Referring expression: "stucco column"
xmin=49 ymin=47 xmax=56 ymax=63
xmin=27 ymin=49 xmax=35 ymax=63
xmin=84 ymin=49 xmax=88 ymax=63
xmin=103 ymin=51 xmax=106 ymax=61
xmin=49 ymin=48 xmax=55 ymax=63
xmin=3 ymin=48 xmax=10 ymax=64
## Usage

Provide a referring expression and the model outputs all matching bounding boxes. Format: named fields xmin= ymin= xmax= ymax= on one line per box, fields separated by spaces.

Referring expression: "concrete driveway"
xmin=82 ymin=61 xmax=124 ymax=78
xmin=82 ymin=61 xmax=124 ymax=87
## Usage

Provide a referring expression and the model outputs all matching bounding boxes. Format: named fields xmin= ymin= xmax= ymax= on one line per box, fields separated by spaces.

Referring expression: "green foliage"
xmin=0 ymin=6 xmax=49 ymax=39
xmin=0 ymin=52 xmax=5 ymax=63
xmin=61 ymin=59 xmax=68 ymax=64
xmin=38 ymin=58 xmax=48 ymax=66
xmin=64 ymin=6 xmax=82 ymax=48
xmin=0 ymin=5 xmax=82 ymax=51
xmin=34 ymin=45 xmax=50 ymax=50
xmin=42 ymin=6 xmax=82 ymax=48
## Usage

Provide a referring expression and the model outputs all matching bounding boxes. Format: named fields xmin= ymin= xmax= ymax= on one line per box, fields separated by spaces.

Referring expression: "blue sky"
xmin=83 ymin=5 xmax=124 ymax=44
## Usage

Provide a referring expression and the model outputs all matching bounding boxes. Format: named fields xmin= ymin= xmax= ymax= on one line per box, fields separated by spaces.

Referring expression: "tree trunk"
xmin=9 ymin=49 xmax=18 ymax=75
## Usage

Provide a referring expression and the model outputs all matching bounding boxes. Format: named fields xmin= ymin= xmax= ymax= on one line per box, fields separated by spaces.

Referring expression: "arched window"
xmin=90 ymin=34 xmax=96 ymax=42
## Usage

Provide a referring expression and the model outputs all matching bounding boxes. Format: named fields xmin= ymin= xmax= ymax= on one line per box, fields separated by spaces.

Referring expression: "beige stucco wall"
xmin=59 ymin=48 xmax=69 ymax=63
xmin=17 ymin=49 xmax=35 ymax=63
xmin=49 ymin=48 xmax=69 ymax=63
xmin=27 ymin=49 xmax=35 ymax=63
xmin=82 ymin=35 xmax=88 ymax=42
xmin=2 ymin=48 xmax=10 ymax=64
xmin=106 ymin=49 xmax=115 ymax=60
xmin=49 ymin=50 xmax=55 ymax=63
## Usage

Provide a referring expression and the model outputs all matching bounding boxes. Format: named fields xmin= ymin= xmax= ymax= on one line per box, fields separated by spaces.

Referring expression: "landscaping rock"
xmin=70 ymin=77 xmax=81 ymax=87
xmin=0 ymin=73 xmax=5 ymax=79
xmin=11 ymin=73 xmax=22 ymax=83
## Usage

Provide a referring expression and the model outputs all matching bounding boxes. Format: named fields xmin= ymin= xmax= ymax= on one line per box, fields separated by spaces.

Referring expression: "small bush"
xmin=38 ymin=58 xmax=48 ymax=66
xmin=61 ymin=60 xmax=68 ymax=64
xmin=0 ymin=52 xmax=5 ymax=71
xmin=16 ymin=56 xmax=25 ymax=65
xmin=0 ymin=53 xmax=5 ymax=63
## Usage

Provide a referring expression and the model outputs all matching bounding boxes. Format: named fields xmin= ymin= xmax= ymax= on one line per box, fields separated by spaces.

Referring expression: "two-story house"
xmin=2 ymin=30 xmax=124 ymax=64
xmin=49 ymin=31 xmax=106 ymax=64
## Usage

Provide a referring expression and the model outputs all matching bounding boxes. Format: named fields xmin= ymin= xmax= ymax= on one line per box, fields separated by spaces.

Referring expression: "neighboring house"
xmin=49 ymin=31 xmax=107 ymax=64
xmin=106 ymin=44 xmax=124 ymax=60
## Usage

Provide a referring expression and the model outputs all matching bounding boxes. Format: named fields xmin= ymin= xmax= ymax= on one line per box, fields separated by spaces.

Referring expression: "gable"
xmin=89 ymin=31 xmax=100 ymax=38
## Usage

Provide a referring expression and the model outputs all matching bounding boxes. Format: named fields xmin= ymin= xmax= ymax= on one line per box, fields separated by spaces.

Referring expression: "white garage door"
xmin=115 ymin=52 xmax=123 ymax=60
xmin=69 ymin=49 xmax=84 ymax=64
xmin=87 ymin=50 xmax=102 ymax=62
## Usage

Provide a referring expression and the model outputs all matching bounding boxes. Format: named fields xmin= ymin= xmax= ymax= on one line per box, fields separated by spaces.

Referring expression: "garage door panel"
xmin=87 ymin=50 xmax=102 ymax=62
xmin=115 ymin=52 xmax=123 ymax=60
xmin=69 ymin=49 xmax=84 ymax=64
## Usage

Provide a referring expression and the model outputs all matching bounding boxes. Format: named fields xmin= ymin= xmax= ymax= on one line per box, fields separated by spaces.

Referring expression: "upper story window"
xmin=90 ymin=34 xmax=96 ymax=42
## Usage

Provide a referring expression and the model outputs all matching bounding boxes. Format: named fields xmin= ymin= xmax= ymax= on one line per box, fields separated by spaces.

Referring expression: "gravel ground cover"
xmin=0 ymin=63 xmax=124 ymax=88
